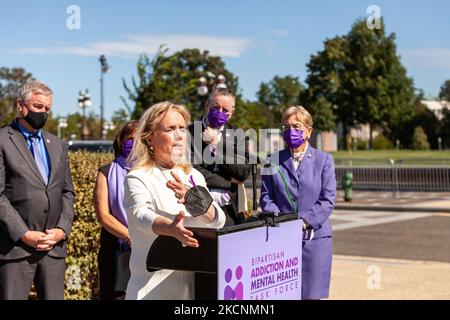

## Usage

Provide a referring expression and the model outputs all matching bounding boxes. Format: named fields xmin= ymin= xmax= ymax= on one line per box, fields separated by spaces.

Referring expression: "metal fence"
xmin=335 ymin=159 xmax=450 ymax=192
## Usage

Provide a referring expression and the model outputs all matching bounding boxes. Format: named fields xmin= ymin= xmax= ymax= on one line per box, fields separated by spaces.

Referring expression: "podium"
xmin=146 ymin=213 xmax=303 ymax=300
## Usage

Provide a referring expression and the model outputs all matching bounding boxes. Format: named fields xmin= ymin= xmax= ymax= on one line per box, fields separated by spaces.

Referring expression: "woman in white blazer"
xmin=124 ymin=101 xmax=226 ymax=300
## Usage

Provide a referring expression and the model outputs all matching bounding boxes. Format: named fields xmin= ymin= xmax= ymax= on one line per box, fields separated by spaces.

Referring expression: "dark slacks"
xmin=0 ymin=253 xmax=65 ymax=300
xmin=98 ymin=228 xmax=126 ymax=300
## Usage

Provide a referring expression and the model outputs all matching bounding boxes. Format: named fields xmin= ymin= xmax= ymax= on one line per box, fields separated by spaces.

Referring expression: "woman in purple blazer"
xmin=260 ymin=106 xmax=336 ymax=299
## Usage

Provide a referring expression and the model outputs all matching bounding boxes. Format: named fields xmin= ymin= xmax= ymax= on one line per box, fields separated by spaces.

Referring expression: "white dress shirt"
xmin=292 ymin=142 xmax=309 ymax=170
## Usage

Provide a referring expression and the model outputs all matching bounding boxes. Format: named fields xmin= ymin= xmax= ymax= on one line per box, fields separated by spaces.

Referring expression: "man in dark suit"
xmin=0 ymin=80 xmax=75 ymax=300
xmin=188 ymin=88 xmax=250 ymax=226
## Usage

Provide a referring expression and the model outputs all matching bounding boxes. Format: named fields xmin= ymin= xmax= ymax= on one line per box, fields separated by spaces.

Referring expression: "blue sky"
xmin=1 ymin=0 xmax=449 ymax=119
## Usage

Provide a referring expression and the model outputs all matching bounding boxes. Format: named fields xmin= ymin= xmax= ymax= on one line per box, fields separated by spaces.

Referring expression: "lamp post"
xmin=197 ymin=76 xmax=209 ymax=110
xmin=102 ymin=120 xmax=116 ymax=140
xmin=99 ymin=54 xmax=111 ymax=140
xmin=216 ymin=74 xmax=227 ymax=89
xmin=57 ymin=117 xmax=68 ymax=139
xmin=196 ymin=73 xmax=227 ymax=109
xmin=78 ymin=89 xmax=91 ymax=140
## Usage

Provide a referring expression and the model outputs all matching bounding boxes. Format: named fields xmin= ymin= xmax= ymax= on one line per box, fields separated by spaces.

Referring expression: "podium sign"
xmin=217 ymin=219 xmax=302 ymax=300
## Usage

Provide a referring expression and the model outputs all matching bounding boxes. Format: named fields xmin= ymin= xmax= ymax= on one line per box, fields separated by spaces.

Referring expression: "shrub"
xmin=355 ymin=138 xmax=369 ymax=150
xmin=412 ymin=126 xmax=430 ymax=150
xmin=373 ymin=135 xmax=394 ymax=150
xmin=65 ymin=151 xmax=113 ymax=300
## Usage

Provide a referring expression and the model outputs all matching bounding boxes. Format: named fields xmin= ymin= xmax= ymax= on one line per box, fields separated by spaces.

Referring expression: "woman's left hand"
xmin=166 ymin=171 xmax=187 ymax=203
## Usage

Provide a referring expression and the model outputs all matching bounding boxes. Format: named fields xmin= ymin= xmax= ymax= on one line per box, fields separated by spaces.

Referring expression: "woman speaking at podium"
xmin=260 ymin=106 xmax=336 ymax=300
xmin=124 ymin=102 xmax=226 ymax=300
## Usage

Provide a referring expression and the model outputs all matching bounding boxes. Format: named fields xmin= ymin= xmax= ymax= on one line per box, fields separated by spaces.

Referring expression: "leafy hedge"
xmin=65 ymin=151 xmax=113 ymax=300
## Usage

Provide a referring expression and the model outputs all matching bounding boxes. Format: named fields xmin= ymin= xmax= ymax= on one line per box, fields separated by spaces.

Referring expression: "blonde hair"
xmin=281 ymin=106 xmax=313 ymax=128
xmin=127 ymin=101 xmax=191 ymax=173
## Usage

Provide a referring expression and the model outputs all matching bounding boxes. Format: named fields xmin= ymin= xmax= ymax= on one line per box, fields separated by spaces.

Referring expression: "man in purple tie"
xmin=188 ymin=87 xmax=250 ymax=227
xmin=260 ymin=106 xmax=336 ymax=300
xmin=0 ymin=80 xmax=75 ymax=299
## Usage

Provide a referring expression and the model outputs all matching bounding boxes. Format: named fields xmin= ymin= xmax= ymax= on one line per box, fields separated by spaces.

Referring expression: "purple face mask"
xmin=283 ymin=129 xmax=306 ymax=149
xmin=122 ymin=139 xmax=134 ymax=158
xmin=207 ymin=107 xmax=229 ymax=128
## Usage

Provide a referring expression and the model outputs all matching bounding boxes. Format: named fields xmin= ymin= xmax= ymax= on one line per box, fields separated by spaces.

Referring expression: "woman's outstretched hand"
xmin=171 ymin=211 xmax=199 ymax=248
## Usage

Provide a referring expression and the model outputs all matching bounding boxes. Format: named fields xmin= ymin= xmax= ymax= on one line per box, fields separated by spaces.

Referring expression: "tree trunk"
xmin=369 ymin=123 xmax=373 ymax=150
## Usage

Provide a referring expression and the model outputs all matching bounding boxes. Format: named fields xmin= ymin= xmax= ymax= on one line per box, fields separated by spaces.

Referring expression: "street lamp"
xmin=196 ymin=73 xmax=227 ymax=109
xmin=99 ymin=54 xmax=111 ymax=140
xmin=57 ymin=117 xmax=68 ymax=139
xmin=102 ymin=121 xmax=116 ymax=140
xmin=216 ymin=74 xmax=227 ymax=89
xmin=78 ymin=89 xmax=91 ymax=140
xmin=197 ymin=76 xmax=209 ymax=97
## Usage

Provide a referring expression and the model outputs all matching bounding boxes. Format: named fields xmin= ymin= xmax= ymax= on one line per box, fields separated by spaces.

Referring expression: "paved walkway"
xmin=331 ymin=191 xmax=450 ymax=299
xmin=331 ymin=210 xmax=434 ymax=231
xmin=245 ymin=189 xmax=450 ymax=299
xmin=329 ymin=255 xmax=450 ymax=300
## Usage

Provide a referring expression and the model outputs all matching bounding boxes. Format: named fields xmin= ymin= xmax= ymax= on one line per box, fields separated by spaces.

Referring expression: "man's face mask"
xmin=22 ymin=104 xmax=48 ymax=130
xmin=207 ymin=107 xmax=230 ymax=128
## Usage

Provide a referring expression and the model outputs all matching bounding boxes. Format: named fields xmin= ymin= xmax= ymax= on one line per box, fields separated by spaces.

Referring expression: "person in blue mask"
xmin=260 ymin=106 xmax=336 ymax=300
xmin=188 ymin=87 xmax=251 ymax=227
xmin=93 ymin=120 xmax=138 ymax=300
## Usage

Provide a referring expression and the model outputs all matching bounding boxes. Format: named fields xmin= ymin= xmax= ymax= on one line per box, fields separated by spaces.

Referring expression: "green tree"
xmin=55 ymin=112 xmax=101 ymax=141
xmin=123 ymin=47 xmax=239 ymax=120
xmin=304 ymin=19 xmax=415 ymax=149
xmin=304 ymin=36 xmax=350 ymax=146
xmin=0 ymin=67 xmax=33 ymax=126
xmin=256 ymin=75 xmax=303 ymax=125
xmin=439 ymin=80 xmax=450 ymax=101
xmin=389 ymin=96 xmax=439 ymax=149
xmin=305 ymin=96 xmax=336 ymax=132
xmin=412 ymin=126 xmax=430 ymax=150
xmin=345 ymin=19 xmax=415 ymax=148
xmin=230 ymin=99 xmax=274 ymax=132
xmin=440 ymin=108 xmax=450 ymax=149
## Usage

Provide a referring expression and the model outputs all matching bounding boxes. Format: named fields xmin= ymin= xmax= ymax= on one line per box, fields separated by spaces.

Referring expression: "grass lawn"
xmin=331 ymin=150 xmax=450 ymax=160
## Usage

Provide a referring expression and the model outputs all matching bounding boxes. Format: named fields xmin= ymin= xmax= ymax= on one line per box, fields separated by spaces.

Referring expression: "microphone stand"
xmin=252 ymin=162 xmax=258 ymax=212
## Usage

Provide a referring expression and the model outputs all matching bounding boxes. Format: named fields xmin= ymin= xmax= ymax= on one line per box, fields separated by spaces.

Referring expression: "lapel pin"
xmin=46 ymin=139 xmax=50 ymax=144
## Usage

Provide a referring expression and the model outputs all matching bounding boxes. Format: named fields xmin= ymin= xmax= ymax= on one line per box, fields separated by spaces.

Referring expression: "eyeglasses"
xmin=281 ymin=123 xmax=308 ymax=131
